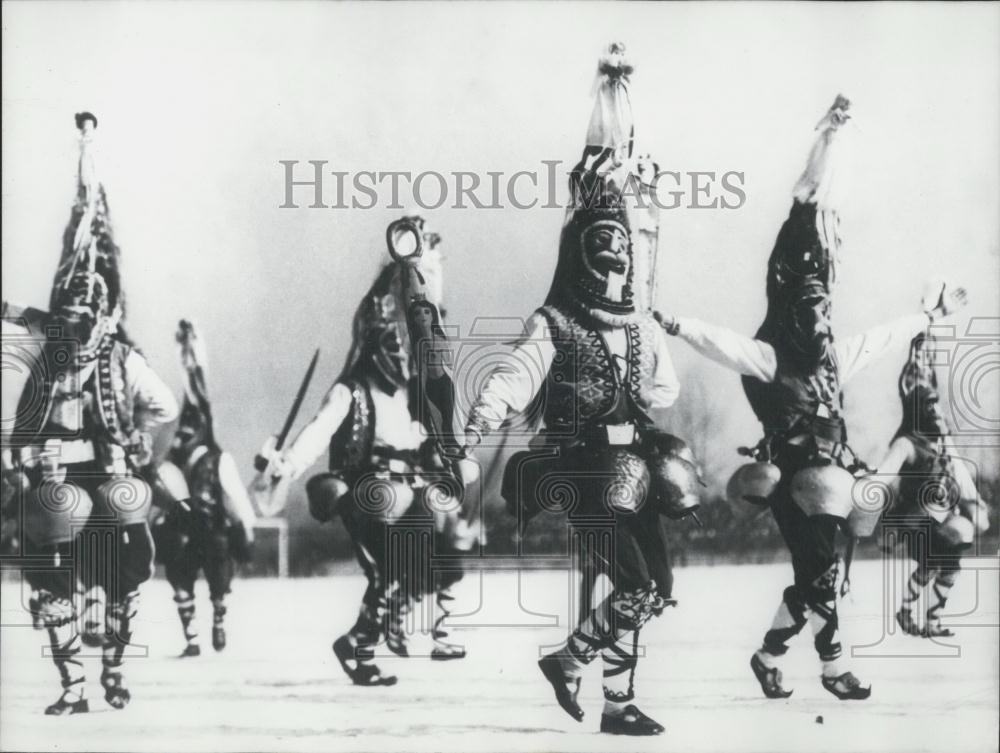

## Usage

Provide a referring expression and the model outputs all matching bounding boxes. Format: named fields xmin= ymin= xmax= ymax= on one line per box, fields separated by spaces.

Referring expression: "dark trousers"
xmin=762 ymin=446 xmax=843 ymax=662
xmin=162 ymin=518 xmax=234 ymax=602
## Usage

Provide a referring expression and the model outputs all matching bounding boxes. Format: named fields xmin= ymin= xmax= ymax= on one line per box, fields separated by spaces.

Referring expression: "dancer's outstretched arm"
xmin=656 ymin=313 xmax=777 ymax=382
xmin=271 ymin=383 xmax=353 ymax=481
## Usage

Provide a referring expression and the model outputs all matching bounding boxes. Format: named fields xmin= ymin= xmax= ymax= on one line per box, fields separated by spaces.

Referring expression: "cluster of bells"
xmin=727 ymin=456 xmax=977 ymax=546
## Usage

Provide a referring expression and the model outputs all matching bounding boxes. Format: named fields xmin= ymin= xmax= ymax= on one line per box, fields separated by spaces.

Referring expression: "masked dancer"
xmin=267 ymin=216 xmax=474 ymax=687
xmin=152 ymin=319 xmax=258 ymax=657
xmin=658 ymin=96 xmax=968 ymax=700
xmin=874 ymin=328 xmax=990 ymax=638
xmin=463 ymin=45 xmax=707 ymax=736
xmin=2 ymin=113 xmax=178 ymax=714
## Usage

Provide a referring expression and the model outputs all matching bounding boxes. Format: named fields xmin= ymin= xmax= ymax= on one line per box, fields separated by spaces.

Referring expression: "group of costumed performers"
xmin=464 ymin=44 xmax=703 ymax=737
xmin=0 ymin=45 xmax=993 ymax=735
xmin=658 ymin=95 xmax=971 ymax=701
xmin=874 ymin=330 xmax=990 ymax=638
xmin=151 ymin=319 xmax=258 ymax=657
xmin=264 ymin=216 xmax=478 ymax=687
xmin=1 ymin=113 xmax=179 ymax=714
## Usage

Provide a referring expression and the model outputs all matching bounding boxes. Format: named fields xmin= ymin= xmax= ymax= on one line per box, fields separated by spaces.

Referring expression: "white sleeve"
xmin=649 ymin=325 xmax=681 ymax=409
xmin=282 ymin=382 xmax=353 ymax=478
xmin=218 ymin=451 xmax=258 ymax=531
xmin=674 ymin=317 xmax=777 ymax=382
xmin=836 ymin=313 xmax=930 ymax=385
xmin=465 ymin=312 xmax=555 ymax=435
xmin=125 ymin=351 xmax=180 ymax=430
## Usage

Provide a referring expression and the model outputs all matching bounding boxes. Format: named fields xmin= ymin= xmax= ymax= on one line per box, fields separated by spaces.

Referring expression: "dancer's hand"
xmin=653 ymin=311 xmax=680 ymax=336
xmin=924 ymin=282 xmax=969 ymax=322
xmin=267 ymin=454 xmax=294 ymax=483
xmin=129 ymin=432 xmax=153 ymax=467
xmin=816 ymin=94 xmax=852 ymax=131
xmin=461 ymin=429 xmax=482 ymax=460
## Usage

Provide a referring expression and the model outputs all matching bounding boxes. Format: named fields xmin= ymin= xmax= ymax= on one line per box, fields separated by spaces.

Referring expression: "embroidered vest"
xmin=537 ymin=304 xmax=658 ymax=434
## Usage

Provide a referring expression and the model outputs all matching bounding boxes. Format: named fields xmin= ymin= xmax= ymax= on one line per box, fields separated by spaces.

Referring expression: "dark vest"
xmin=537 ymin=304 xmax=658 ymax=435
xmin=743 ymin=350 xmax=845 ymax=444
xmin=328 ymin=379 xmax=376 ymax=477
xmin=186 ymin=449 xmax=225 ymax=524
xmin=895 ymin=434 xmax=952 ymax=515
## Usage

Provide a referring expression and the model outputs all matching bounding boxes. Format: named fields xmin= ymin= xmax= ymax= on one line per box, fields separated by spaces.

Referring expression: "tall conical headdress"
xmin=553 ymin=43 xmax=661 ymax=325
xmin=170 ymin=319 xmax=217 ymax=462
xmin=50 ymin=112 xmax=129 ymax=343
xmin=755 ymin=95 xmax=852 ymax=362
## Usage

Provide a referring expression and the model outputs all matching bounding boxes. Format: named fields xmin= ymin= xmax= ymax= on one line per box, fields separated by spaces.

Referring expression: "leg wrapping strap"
xmin=48 ymin=621 xmax=85 ymax=694
xmin=762 ymin=585 xmax=810 ymax=657
xmin=103 ymin=590 xmax=139 ymax=669
xmin=601 ymin=629 xmax=639 ymax=702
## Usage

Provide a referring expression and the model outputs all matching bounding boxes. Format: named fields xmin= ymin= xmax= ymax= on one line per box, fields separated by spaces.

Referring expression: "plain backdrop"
xmin=3 ymin=1 xmax=998 ymax=492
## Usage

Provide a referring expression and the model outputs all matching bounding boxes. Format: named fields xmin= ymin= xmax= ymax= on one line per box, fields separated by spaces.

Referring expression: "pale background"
xmin=3 ymin=0 xmax=998 ymax=490
xmin=2 ymin=4 xmax=998 ymax=753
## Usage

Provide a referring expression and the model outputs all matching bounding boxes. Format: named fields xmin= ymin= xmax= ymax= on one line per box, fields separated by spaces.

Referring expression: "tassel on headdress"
xmin=577 ymin=42 xmax=636 ymax=181
xmin=50 ymin=112 xmax=129 ymax=344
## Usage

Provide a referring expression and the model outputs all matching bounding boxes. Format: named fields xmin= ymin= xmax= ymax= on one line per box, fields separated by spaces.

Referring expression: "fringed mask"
xmin=759 ymin=202 xmax=835 ymax=367
xmin=782 ymin=282 xmax=833 ymax=362
xmin=898 ymin=332 xmax=947 ymax=437
xmin=361 ymin=290 xmax=410 ymax=395
xmin=50 ymin=271 xmax=117 ymax=362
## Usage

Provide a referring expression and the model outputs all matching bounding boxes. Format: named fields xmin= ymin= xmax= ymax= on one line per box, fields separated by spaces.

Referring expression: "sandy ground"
xmin=1 ymin=560 xmax=997 ymax=753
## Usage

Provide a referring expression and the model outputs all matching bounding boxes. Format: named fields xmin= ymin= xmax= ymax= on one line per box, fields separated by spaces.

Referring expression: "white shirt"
xmin=126 ymin=350 xmax=180 ymax=430
xmin=47 ymin=350 xmax=178 ymax=433
xmin=673 ymin=313 xmax=931 ymax=386
xmin=283 ymin=379 xmax=425 ymax=478
xmin=469 ymin=312 xmax=681 ymax=433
